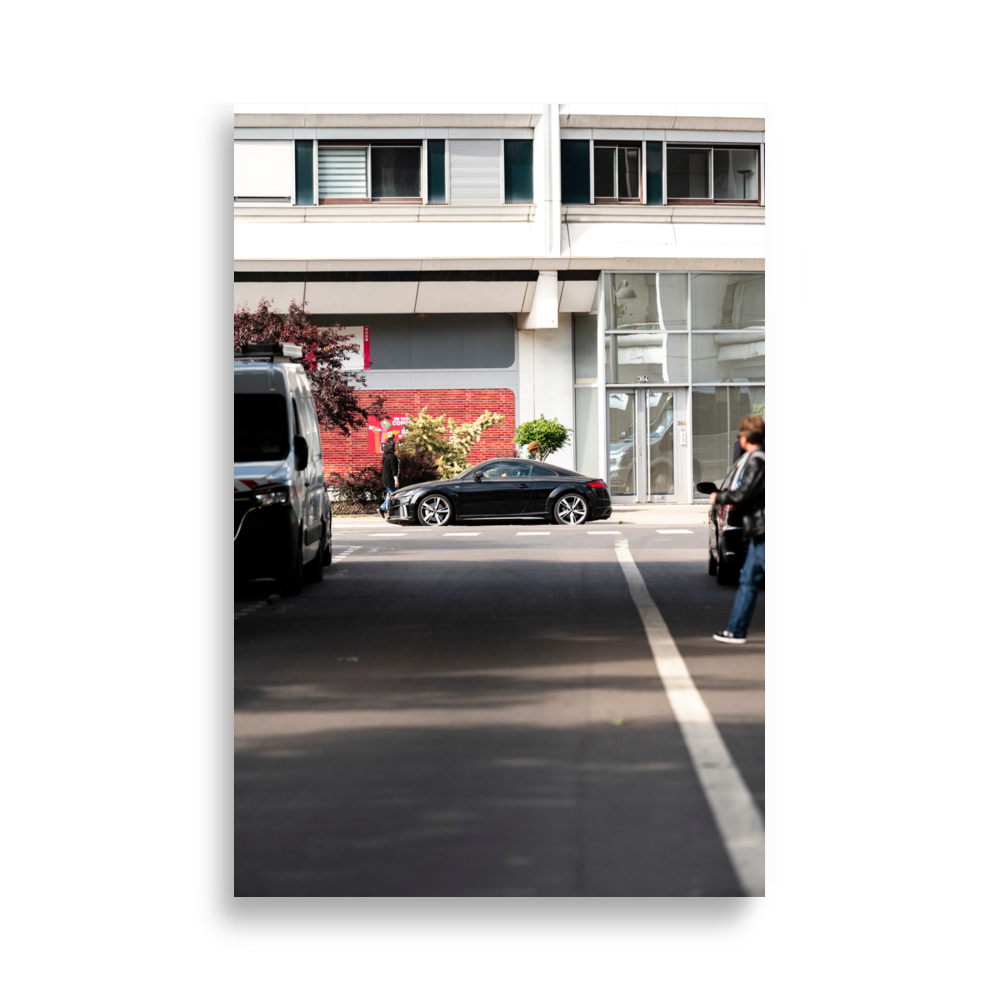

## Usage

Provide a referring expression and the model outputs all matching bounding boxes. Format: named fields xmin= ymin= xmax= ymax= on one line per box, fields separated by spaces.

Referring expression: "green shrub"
xmin=513 ymin=414 xmax=571 ymax=461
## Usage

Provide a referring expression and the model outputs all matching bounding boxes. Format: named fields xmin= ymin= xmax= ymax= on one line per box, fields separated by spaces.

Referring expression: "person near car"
xmin=378 ymin=433 xmax=400 ymax=518
xmin=712 ymin=415 xmax=765 ymax=644
xmin=732 ymin=434 xmax=745 ymax=465
xmin=523 ymin=441 xmax=541 ymax=460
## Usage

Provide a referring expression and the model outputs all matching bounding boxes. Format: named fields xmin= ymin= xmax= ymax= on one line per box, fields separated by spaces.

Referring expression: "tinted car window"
xmin=480 ymin=461 xmax=532 ymax=479
xmin=235 ymin=394 xmax=289 ymax=462
xmin=531 ymin=466 xmax=558 ymax=477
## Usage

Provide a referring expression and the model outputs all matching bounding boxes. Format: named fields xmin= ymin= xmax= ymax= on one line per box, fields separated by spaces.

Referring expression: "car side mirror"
xmin=696 ymin=481 xmax=718 ymax=494
xmin=473 ymin=472 xmax=483 ymax=482
xmin=294 ymin=435 xmax=308 ymax=471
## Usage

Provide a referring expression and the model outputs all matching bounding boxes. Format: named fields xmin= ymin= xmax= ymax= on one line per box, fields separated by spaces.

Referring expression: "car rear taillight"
xmin=586 ymin=480 xmax=607 ymax=489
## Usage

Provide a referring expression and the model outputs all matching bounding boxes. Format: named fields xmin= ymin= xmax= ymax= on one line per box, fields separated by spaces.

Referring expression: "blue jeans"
xmin=727 ymin=535 xmax=765 ymax=638
xmin=379 ymin=486 xmax=394 ymax=512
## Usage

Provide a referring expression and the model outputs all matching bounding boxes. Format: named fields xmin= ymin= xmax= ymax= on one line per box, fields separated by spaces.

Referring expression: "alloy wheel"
xmin=418 ymin=495 xmax=451 ymax=526
xmin=555 ymin=494 xmax=587 ymax=525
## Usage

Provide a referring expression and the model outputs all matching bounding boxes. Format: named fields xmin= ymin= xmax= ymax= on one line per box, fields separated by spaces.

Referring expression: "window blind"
xmin=449 ymin=139 xmax=503 ymax=205
xmin=318 ymin=146 xmax=368 ymax=199
xmin=233 ymin=140 xmax=293 ymax=202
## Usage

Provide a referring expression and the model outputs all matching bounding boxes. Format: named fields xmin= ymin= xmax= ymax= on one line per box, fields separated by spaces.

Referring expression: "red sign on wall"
xmin=367 ymin=413 xmax=410 ymax=454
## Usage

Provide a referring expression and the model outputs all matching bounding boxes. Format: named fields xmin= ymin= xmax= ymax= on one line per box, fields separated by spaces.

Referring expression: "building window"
xmin=427 ymin=139 xmax=446 ymax=203
xmin=594 ymin=143 xmax=641 ymax=202
xmin=318 ymin=142 xmax=422 ymax=204
xmin=295 ymin=140 xmax=313 ymax=206
xmin=504 ymin=139 xmax=533 ymax=204
xmin=666 ymin=146 xmax=760 ymax=204
xmin=310 ymin=314 xmax=516 ymax=370
xmin=371 ymin=146 xmax=421 ymax=199
xmin=234 ymin=140 xmax=294 ymax=204
xmin=561 ymin=139 xmax=591 ymax=204
xmin=692 ymin=385 xmax=765 ymax=497
xmin=449 ymin=139 xmax=504 ymax=204
xmin=645 ymin=141 xmax=663 ymax=205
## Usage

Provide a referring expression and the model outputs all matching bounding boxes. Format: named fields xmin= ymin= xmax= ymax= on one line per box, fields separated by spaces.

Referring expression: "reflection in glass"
xmin=574 ymin=314 xmax=598 ymax=383
xmin=606 ymin=331 xmax=688 ymax=384
xmin=594 ymin=146 xmax=615 ymax=198
xmin=692 ymin=272 xmax=764 ymax=330
xmin=667 ymin=147 xmax=710 ymax=198
xmin=610 ymin=272 xmax=686 ymax=331
xmin=647 ymin=391 xmax=674 ymax=495
xmin=618 ymin=146 xmax=640 ymax=198
xmin=575 ymin=387 xmax=599 ymax=477
xmin=692 ymin=331 xmax=764 ymax=382
xmin=692 ymin=385 xmax=765 ymax=496
xmin=713 ymin=148 xmax=758 ymax=200
xmin=608 ymin=391 xmax=635 ymax=495
xmin=371 ymin=146 xmax=421 ymax=198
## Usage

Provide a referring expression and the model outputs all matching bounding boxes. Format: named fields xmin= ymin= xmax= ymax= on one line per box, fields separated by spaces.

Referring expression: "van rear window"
xmin=235 ymin=394 xmax=289 ymax=462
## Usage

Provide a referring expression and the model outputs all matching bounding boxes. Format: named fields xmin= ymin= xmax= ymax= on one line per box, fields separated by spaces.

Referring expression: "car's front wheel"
xmin=553 ymin=493 xmax=588 ymax=526
xmin=417 ymin=494 xmax=453 ymax=526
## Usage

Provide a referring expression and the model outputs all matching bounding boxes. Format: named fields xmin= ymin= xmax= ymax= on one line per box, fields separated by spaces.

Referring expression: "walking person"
xmin=378 ymin=433 xmax=399 ymax=518
xmin=523 ymin=440 xmax=541 ymax=461
xmin=712 ymin=415 xmax=765 ymax=644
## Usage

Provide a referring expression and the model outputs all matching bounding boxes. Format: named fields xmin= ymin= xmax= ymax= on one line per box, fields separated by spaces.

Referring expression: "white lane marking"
xmin=330 ymin=545 xmax=362 ymax=562
xmin=614 ymin=538 xmax=764 ymax=897
xmin=588 ymin=530 xmax=621 ymax=534
xmin=657 ymin=529 xmax=694 ymax=534
xmin=517 ymin=531 xmax=551 ymax=535
xmin=369 ymin=533 xmax=405 ymax=537
xmin=444 ymin=532 xmax=480 ymax=536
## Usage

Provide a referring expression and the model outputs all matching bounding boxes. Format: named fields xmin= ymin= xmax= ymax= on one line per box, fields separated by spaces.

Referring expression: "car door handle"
xmin=518 ymin=483 xmax=529 ymax=489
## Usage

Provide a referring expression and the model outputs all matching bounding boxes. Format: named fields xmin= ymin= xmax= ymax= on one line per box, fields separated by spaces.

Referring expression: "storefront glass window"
xmin=692 ymin=272 xmax=765 ymax=330
xmin=692 ymin=330 xmax=764 ymax=382
xmin=574 ymin=387 xmax=599 ymax=477
xmin=574 ymin=314 xmax=598 ymax=384
xmin=606 ymin=331 xmax=688 ymax=384
xmin=691 ymin=385 xmax=765 ymax=497
xmin=609 ymin=272 xmax=686 ymax=331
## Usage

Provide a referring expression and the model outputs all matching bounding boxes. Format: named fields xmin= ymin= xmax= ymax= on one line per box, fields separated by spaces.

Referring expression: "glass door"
xmin=607 ymin=388 xmax=686 ymax=502
xmin=608 ymin=390 xmax=637 ymax=499
xmin=645 ymin=389 xmax=675 ymax=498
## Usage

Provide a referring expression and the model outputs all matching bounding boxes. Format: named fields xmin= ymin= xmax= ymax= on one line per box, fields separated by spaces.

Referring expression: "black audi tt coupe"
xmin=386 ymin=458 xmax=612 ymax=526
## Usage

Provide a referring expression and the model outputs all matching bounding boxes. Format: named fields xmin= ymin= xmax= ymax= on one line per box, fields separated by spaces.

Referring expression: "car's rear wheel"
xmin=553 ymin=493 xmax=588 ymax=526
xmin=417 ymin=494 xmax=453 ymax=526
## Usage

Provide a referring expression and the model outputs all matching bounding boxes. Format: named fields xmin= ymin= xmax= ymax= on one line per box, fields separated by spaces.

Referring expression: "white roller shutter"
xmin=448 ymin=139 xmax=503 ymax=205
xmin=318 ymin=146 xmax=368 ymax=199
xmin=233 ymin=140 xmax=293 ymax=202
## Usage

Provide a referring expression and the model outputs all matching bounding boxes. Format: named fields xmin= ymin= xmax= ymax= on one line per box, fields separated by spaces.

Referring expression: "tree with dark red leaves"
xmin=234 ymin=298 xmax=385 ymax=435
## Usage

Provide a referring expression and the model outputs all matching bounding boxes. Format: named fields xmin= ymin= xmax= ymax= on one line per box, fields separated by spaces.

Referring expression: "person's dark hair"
xmin=382 ymin=437 xmax=396 ymax=454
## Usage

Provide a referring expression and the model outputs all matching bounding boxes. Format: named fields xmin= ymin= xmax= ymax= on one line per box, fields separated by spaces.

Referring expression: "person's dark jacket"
xmin=381 ymin=446 xmax=399 ymax=490
xmin=716 ymin=449 xmax=764 ymax=539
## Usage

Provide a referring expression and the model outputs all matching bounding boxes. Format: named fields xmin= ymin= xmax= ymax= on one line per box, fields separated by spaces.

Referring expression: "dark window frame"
xmin=665 ymin=143 xmax=761 ymax=206
xmin=317 ymin=139 xmax=424 ymax=205
xmin=593 ymin=141 xmax=642 ymax=204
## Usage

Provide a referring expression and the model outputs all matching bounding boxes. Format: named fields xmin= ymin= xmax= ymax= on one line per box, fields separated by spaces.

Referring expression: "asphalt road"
xmin=234 ymin=516 xmax=764 ymax=896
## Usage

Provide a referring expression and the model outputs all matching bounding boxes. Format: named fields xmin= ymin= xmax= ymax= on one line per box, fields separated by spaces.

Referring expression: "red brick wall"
xmin=320 ymin=388 xmax=516 ymax=479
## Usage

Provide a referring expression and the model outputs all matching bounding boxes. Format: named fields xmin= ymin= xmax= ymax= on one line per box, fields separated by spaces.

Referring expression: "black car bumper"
xmin=234 ymin=504 xmax=298 ymax=580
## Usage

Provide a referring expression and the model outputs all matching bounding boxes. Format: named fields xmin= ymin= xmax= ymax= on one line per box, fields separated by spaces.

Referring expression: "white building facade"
xmin=234 ymin=103 xmax=764 ymax=502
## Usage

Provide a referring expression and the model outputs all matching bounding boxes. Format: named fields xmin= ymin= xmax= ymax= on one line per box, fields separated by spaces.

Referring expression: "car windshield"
xmin=235 ymin=394 xmax=289 ymax=462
